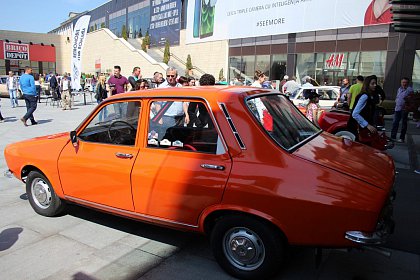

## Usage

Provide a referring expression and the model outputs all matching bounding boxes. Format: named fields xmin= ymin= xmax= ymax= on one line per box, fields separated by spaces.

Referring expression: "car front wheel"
xmin=210 ymin=215 xmax=286 ymax=280
xmin=26 ymin=171 xmax=65 ymax=217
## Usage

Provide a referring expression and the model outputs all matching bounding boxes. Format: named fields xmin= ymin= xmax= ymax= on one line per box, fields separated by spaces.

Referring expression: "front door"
xmin=131 ymin=99 xmax=232 ymax=226
xmin=58 ymin=101 xmax=141 ymax=211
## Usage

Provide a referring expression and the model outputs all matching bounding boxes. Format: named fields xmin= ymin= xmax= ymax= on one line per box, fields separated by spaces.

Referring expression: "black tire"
xmin=210 ymin=215 xmax=286 ymax=280
xmin=26 ymin=171 xmax=66 ymax=217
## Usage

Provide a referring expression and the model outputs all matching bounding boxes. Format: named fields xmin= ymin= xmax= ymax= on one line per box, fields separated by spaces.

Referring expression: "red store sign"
xmin=4 ymin=42 xmax=29 ymax=60
xmin=325 ymin=53 xmax=345 ymax=69
xmin=0 ymin=40 xmax=55 ymax=62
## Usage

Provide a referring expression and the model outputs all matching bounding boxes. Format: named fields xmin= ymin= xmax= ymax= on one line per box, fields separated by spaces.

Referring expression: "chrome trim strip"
xmin=218 ymin=103 xmax=246 ymax=150
xmin=64 ymin=196 xmax=198 ymax=229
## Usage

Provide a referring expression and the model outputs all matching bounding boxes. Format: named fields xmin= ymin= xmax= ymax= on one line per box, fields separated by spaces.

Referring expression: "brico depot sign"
xmin=4 ymin=42 xmax=30 ymax=60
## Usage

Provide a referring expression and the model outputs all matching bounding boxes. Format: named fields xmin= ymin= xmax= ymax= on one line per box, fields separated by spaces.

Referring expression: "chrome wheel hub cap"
xmin=223 ymin=227 xmax=265 ymax=271
xmin=31 ymin=178 xmax=52 ymax=209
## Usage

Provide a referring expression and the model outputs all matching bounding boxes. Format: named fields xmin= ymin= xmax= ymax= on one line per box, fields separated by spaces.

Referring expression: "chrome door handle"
xmin=115 ymin=152 xmax=133 ymax=159
xmin=201 ymin=164 xmax=225 ymax=171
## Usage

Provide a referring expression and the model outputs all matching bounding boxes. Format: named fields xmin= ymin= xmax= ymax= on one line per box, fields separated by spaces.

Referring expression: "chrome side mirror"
xmin=70 ymin=131 xmax=78 ymax=147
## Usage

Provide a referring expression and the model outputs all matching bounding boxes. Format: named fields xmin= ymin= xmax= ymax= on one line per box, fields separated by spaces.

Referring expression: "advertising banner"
xmin=4 ymin=42 xmax=30 ymax=60
xmin=71 ymin=15 xmax=91 ymax=90
xmin=186 ymin=0 xmax=392 ymax=44
xmin=149 ymin=0 xmax=181 ymax=46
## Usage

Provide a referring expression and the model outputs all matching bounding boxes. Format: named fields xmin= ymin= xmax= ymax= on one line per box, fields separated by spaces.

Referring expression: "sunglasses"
xmin=166 ymin=75 xmax=176 ymax=78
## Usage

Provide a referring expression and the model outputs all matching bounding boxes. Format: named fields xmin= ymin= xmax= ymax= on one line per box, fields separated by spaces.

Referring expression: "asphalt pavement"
xmin=0 ymin=94 xmax=419 ymax=280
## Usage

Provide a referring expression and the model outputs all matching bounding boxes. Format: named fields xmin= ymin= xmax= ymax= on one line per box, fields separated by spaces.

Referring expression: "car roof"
xmin=107 ymin=86 xmax=280 ymax=101
xmin=299 ymin=86 xmax=340 ymax=90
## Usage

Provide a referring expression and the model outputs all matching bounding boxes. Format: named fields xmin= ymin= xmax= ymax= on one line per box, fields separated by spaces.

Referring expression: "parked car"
xmin=0 ymin=75 xmax=22 ymax=98
xmin=290 ymin=86 xmax=340 ymax=109
xmin=317 ymin=108 xmax=393 ymax=150
xmin=4 ymin=87 xmax=396 ymax=279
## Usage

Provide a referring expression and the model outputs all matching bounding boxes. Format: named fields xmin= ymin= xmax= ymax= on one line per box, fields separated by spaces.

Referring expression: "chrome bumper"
xmin=345 ymin=230 xmax=390 ymax=245
xmin=4 ymin=169 xmax=13 ymax=178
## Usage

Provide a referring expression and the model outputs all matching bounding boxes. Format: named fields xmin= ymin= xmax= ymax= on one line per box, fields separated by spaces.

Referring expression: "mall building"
xmin=1 ymin=0 xmax=419 ymax=98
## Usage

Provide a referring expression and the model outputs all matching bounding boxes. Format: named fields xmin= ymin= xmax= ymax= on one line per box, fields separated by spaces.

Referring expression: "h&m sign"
xmin=4 ymin=42 xmax=30 ymax=60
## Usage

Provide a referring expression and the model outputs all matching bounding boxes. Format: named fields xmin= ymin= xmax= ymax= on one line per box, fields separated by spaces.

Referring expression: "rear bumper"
xmin=346 ymin=190 xmax=395 ymax=245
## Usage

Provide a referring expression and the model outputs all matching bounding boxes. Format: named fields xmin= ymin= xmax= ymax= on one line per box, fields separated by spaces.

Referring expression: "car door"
xmin=319 ymin=89 xmax=337 ymax=108
xmin=58 ymin=100 xmax=141 ymax=211
xmin=131 ymin=99 xmax=232 ymax=226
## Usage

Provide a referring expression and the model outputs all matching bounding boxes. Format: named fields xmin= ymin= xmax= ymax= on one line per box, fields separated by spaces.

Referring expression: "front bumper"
xmin=4 ymin=169 xmax=13 ymax=178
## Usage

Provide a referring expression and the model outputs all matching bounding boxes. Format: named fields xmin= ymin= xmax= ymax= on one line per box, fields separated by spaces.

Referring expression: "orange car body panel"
xmin=4 ymin=86 xmax=395 ymax=246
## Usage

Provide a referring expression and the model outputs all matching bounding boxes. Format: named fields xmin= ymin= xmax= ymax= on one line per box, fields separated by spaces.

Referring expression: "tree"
xmin=121 ymin=25 xmax=128 ymax=40
xmin=163 ymin=39 xmax=170 ymax=64
xmin=139 ymin=28 xmax=143 ymax=38
xmin=133 ymin=30 xmax=137 ymax=39
xmin=185 ymin=54 xmax=193 ymax=76
xmin=219 ymin=68 xmax=224 ymax=81
xmin=100 ymin=22 xmax=105 ymax=29
xmin=143 ymin=30 xmax=150 ymax=46
xmin=141 ymin=38 xmax=147 ymax=52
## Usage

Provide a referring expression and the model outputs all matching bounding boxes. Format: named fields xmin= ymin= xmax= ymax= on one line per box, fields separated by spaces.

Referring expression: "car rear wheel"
xmin=335 ymin=130 xmax=356 ymax=141
xmin=210 ymin=215 xmax=286 ymax=280
xmin=26 ymin=171 xmax=65 ymax=217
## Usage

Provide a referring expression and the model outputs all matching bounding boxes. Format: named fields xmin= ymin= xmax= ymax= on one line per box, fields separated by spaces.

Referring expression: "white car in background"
xmin=290 ymin=86 xmax=340 ymax=109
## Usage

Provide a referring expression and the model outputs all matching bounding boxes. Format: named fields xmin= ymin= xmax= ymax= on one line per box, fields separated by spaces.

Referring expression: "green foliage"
xmin=141 ymin=38 xmax=147 ymax=52
xmin=163 ymin=39 xmax=171 ymax=64
xmin=219 ymin=68 xmax=224 ymax=81
xmin=139 ymin=28 xmax=143 ymax=38
xmin=100 ymin=22 xmax=105 ymax=28
xmin=186 ymin=54 xmax=193 ymax=70
xmin=121 ymin=25 xmax=128 ymax=40
xmin=143 ymin=30 xmax=150 ymax=46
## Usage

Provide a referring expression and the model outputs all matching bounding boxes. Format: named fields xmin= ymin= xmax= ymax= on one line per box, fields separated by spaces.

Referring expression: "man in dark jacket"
xmin=49 ymin=74 xmax=60 ymax=99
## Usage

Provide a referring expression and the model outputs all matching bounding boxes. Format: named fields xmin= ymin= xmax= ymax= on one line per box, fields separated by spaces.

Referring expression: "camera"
xmin=108 ymin=83 xmax=116 ymax=88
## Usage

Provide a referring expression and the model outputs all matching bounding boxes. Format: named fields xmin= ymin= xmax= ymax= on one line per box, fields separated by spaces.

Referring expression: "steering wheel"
xmin=107 ymin=121 xmax=136 ymax=144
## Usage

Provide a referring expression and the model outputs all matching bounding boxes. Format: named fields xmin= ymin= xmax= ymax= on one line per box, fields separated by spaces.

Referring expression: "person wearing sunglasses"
xmin=159 ymin=67 xmax=182 ymax=88
xmin=158 ymin=67 xmax=189 ymax=126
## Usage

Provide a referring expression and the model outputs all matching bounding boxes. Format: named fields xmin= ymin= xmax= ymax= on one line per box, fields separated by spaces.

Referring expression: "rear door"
xmin=131 ymin=99 xmax=232 ymax=226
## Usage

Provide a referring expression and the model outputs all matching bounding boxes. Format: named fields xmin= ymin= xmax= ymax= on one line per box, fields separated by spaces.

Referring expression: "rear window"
xmin=247 ymin=94 xmax=320 ymax=150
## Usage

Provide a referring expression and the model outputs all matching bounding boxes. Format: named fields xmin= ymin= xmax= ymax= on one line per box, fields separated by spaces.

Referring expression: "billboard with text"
xmin=149 ymin=0 xmax=181 ymax=46
xmin=186 ymin=0 xmax=392 ymax=44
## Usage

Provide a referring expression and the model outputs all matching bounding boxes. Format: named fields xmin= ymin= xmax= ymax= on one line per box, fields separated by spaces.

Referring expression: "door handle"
xmin=115 ymin=152 xmax=133 ymax=159
xmin=201 ymin=164 xmax=225 ymax=171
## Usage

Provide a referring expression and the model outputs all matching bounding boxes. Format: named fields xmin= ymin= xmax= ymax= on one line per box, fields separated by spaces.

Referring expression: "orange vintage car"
xmin=4 ymin=87 xmax=395 ymax=279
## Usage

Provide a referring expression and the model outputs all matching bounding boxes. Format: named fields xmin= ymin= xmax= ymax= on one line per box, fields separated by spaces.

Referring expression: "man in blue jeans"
xmin=391 ymin=77 xmax=414 ymax=143
xmin=19 ymin=66 xmax=38 ymax=126
xmin=6 ymin=71 xmax=19 ymax=107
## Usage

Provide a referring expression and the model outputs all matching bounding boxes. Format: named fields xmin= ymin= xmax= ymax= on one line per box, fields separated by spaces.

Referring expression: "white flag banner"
xmin=71 ymin=15 xmax=91 ymax=90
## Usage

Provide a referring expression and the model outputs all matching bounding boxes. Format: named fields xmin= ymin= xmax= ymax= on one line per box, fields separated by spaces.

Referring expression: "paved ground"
xmin=0 ymin=95 xmax=419 ymax=280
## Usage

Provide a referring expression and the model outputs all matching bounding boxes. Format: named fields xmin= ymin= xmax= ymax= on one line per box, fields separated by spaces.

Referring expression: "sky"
xmin=0 ymin=0 xmax=108 ymax=33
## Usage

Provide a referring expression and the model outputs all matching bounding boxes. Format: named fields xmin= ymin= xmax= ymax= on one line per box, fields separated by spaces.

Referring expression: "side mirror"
xmin=70 ymin=131 xmax=78 ymax=147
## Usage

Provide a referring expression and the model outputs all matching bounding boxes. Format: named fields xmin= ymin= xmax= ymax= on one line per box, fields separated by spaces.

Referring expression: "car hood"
xmin=293 ymin=132 xmax=395 ymax=190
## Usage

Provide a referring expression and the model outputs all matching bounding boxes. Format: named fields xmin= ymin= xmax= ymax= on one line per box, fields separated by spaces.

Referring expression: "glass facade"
xmin=109 ymin=14 xmax=127 ymax=37
xmin=127 ymin=7 xmax=150 ymax=38
xmin=295 ymin=51 xmax=386 ymax=86
xmin=228 ymin=54 xmax=287 ymax=84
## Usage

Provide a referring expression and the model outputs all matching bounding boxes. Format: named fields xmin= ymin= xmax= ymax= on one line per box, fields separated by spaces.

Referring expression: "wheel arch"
xmin=201 ymin=208 xmax=289 ymax=244
xmin=21 ymin=165 xmax=65 ymax=198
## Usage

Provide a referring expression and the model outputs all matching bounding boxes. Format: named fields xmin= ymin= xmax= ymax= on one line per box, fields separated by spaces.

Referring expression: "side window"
xmin=78 ymin=101 xmax=141 ymax=146
xmin=147 ymin=100 xmax=223 ymax=154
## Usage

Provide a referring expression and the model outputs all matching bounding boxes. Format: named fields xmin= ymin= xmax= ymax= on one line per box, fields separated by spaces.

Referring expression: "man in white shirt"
xmin=159 ymin=67 xmax=188 ymax=126
xmin=282 ymin=76 xmax=300 ymax=98
xmin=6 ymin=71 xmax=19 ymax=107
xmin=60 ymin=75 xmax=71 ymax=110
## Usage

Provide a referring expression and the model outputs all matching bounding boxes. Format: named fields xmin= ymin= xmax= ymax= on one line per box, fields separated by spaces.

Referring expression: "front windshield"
xmin=246 ymin=94 xmax=320 ymax=150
